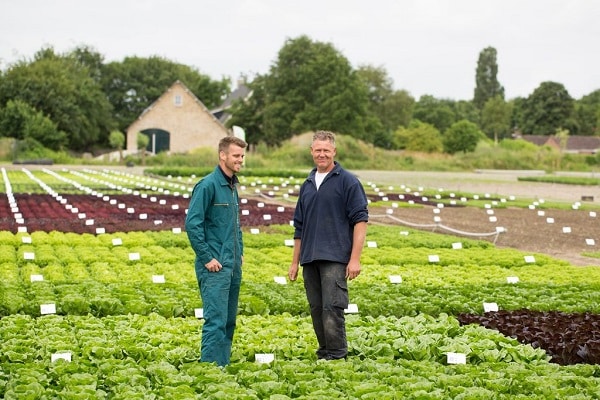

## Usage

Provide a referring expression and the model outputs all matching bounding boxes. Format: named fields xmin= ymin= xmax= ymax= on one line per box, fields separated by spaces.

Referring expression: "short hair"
xmin=312 ymin=130 xmax=336 ymax=147
xmin=219 ymin=136 xmax=247 ymax=153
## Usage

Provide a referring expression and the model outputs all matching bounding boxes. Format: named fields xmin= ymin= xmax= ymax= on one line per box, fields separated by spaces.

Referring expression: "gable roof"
xmin=212 ymin=79 xmax=253 ymax=124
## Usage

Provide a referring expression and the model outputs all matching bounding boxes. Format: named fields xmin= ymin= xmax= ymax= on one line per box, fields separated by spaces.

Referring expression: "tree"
xmin=520 ymin=81 xmax=575 ymax=135
xmin=574 ymin=89 xmax=600 ymax=136
xmin=481 ymin=96 xmax=513 ymax=144
xmin=108 ymin=130 xmax=125 ymax=162
xmin=137 ymin=132 xmax=149 ymax=166
xmin=443 ymin=119 xmax=484 ymax=154
xmin=0 ymin=47 xmax=115 ymax=151
xmin=413 ymin=95 xmax=456 ymax=133
xmin=0 ymin=99 xmax=67 ymax=150
xmin=393 ymin=120 xmax=443 ymax=153
xmin=356 ymin=65 xmax=414 ymax=133
xmin=101 ymin=56 xmax=230 ymax=132
xmin=259 ymin=35 xmax=374 ymax=145
xmin=473 ymin=47 xmax=504 ymax=110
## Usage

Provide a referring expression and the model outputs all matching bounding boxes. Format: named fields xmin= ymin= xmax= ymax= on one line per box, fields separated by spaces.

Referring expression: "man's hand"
xmin=205 ymin=258 xmax=222 ymax=272
xmin=346 ymin=259 xmax=361 ymax=280
xmin=288 ymin=263 xmax=299 ymax=281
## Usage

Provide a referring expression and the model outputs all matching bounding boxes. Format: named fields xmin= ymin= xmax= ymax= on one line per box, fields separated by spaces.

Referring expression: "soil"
xmin=353 ymin=170 xmax=600 ymax=267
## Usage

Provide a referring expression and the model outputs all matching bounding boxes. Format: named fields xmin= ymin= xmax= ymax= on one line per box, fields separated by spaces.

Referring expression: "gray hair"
xmin=312 ymin=130 xmax=336 ymax=147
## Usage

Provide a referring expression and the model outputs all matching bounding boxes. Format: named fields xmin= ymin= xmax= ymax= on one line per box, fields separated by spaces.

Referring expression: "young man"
xmin=185 ymin=135 xmax=247 ymax=366
xmin=288 ymin=130 xmax=369 ymax=360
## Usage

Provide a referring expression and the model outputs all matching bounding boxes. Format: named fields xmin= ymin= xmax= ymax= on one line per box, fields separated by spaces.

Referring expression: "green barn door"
xmin=142 ymin=129 xmax=170 ymax=154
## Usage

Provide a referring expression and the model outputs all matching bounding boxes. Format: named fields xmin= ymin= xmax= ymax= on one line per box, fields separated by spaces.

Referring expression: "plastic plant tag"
xmin=562 ymin=227 xmax=571 ymax=233
xmin=344 ymin=304 xmax=359 ymax=314
xmin=263 ymin=214 xmax=272 ymax=220
xmin=51 ymin=352 xmax=72 ymax=362
xmin=586 ymin=238 xmax=596 ymax=246
xmin=524 ymin=255 xmax=535 ymax=263
xmin=250 ymin=228 xmax=260 ymax=234
xmin=446 ymin=352 xmax=467 ymax=364
xmin=242 ymin=210 xmax=250 ymax=215
xmin=483 ymin=302 xmax=499 ymax=312
xmin=30 ymin=274 xmax=44 ymax=282
xmin=367 ymin=241 xmax=377 ymax=248
xmin=284 ymin=239 xmax=294 ymax=246
xmin=274 ymin=276 xmax=287 ymax=285
xmin=22 ymin=236 xmax=32 ymax=243
xmin=452 ymin=242 xmax=462 ymax=249
xmin=194 ymin=308 xmax=204 ymax=319
xmin=24 ymin=252 xmax=35 ymax=260
xmin=40 ymin=303 xmax=56 ymax=315
xmin=506 ymin=276 xmax=519 ymax=284
xmin=172 ymin=227 xmax=182 ymax=234
xmin=96 ymin=227 xmax=106 ymax=234
xmin=389 ymin=275 xmax=402 ymax=284
xmin=428 ymin=255 xmax=440 ymax=263
xmin=152 ymin=275 xmax=165 ymax=283
xmin=255 ymin=353 xmax=275 ymax=364
xmin=129 ymin=252 xmax=140 ymax=261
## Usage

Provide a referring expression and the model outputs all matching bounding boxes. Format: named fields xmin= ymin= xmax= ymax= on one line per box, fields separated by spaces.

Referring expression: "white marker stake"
xmin=274 ymin=276 xmax=287 ymax=285
xmin=447 ymin=352 xmax=466 ymax=364
xmin=194 ymin=308 xmax=204 ymax=319
xmin=51 ymin=352 xmax=72 ymax=362
xmin=255 ymin=353 xmax=275 ymax=364
xmin=40 ymin=303 xmax=56 ymax=315
xmin=524 ymin=255 xmax=535 ymax=263
xmin=389 ymin=275 xmax=402 ymax=284
xmin=483 ymin=302 xmax=499 ymax=312
xmin=344 ymin=304 xmax=359 ymax=314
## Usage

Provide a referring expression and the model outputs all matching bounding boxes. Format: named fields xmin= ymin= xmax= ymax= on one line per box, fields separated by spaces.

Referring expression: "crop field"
xmin=1 ymin=166 xmax=600 ymax=399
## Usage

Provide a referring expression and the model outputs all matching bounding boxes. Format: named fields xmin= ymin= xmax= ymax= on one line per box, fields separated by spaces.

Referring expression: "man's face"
xmin=310 ymin=139 xmax=336 ymax=173
xmin=220 ymin=144 xmax=245 ymax=176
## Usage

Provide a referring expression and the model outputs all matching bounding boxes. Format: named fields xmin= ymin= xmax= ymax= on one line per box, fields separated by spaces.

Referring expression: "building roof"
xmin=518 ymin=134 xmax=600 ymax=153
xmin=212 ymin=79 xmax=253 ymax=124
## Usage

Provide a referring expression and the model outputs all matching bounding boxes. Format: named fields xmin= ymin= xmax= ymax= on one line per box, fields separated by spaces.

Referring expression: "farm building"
xmin=125 ymin=80 xmax=231 ymax=154
xmin=517 ymin=134 xmax=600 ymax=154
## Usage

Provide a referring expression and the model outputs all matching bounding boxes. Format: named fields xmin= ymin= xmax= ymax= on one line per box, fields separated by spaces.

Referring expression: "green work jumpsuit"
xmin=185 ymin=166 xmax=243 ymax=366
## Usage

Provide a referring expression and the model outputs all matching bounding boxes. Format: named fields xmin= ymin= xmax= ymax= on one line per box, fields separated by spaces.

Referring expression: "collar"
xmin=218 ymin=166 xmax=239 ymax=186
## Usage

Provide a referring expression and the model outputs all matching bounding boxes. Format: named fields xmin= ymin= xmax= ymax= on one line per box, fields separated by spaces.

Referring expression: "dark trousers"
xmin=302 ymin=261 xmax=349 ymax=359
xmin=196 ymin=264 xmax=242 ymax=366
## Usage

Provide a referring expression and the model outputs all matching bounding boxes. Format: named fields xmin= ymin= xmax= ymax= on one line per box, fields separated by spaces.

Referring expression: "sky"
xmin=1 ymin=0 xmax=599 ymax=101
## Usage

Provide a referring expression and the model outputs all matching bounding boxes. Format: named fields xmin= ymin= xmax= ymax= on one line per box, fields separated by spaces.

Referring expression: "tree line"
xmin=1 ymin=37 xmax=598 ymax=157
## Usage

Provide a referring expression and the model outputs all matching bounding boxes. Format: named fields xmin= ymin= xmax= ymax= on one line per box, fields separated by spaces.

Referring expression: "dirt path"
xmin=353 ymin=169 xmax=600 ymax=204
xmin=354 ymin=170 xmax=600 ymax=267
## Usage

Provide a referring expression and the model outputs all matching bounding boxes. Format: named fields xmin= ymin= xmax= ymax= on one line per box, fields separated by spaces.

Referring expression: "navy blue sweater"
xmin=293 ymin=162 xmax=369 ymax=266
